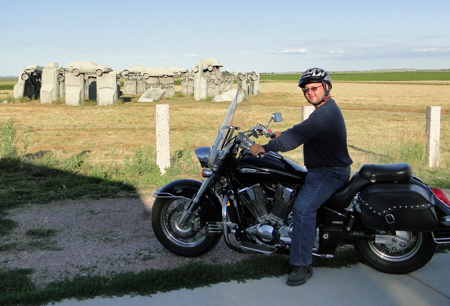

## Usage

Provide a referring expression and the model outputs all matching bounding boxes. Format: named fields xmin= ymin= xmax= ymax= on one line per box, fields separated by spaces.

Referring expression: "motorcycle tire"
xmin=151 ymin=192 xmax=222 ymax=257
xmin=353 ymin=231 xmax=437 ymax=274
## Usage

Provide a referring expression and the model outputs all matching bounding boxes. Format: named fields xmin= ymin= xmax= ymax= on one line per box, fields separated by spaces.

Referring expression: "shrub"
xmin=0 ymin=118 xmax=18 ymax=159
xmin=123 ymin=147 xmax=159 ymax=177
xmin=0 ymin=118 xmax=20 ymax=169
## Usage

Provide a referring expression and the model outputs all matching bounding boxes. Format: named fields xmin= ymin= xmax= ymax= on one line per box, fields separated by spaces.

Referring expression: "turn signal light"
xmin=202 ymin=169 xmax=213 ymax=177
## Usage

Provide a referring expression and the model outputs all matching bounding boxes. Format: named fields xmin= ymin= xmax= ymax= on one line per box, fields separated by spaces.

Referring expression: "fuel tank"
xmin=235 ymin=152 xmax=307 ymax=185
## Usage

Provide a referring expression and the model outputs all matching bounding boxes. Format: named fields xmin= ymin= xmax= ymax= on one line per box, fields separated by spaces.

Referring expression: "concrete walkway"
xmin=49 ymin=251 xmax=450 ymax=306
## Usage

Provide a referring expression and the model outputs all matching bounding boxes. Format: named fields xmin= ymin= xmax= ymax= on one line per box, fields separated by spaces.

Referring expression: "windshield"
xmin=208 ymin=90 xmax=241 ymax=168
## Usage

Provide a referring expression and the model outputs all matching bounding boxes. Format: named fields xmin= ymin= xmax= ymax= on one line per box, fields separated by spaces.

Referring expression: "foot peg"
xmin=240 ymin=241 xmax=277 ymax=255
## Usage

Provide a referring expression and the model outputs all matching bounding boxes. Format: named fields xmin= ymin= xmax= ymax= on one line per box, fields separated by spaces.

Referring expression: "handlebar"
xmin=236 ymin=125 xmax=274 ymax=150
xmin=254 ymin=123 xmax=275 ymax=139
xmin=235 ymin=114 xmax=282 ymax=150
xmin=236 ymin=132 xmax=255 ymax=150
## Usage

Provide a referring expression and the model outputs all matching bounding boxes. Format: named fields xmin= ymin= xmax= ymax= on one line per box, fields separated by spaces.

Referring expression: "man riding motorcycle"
xmin=249 ymin=68 xmax=353 ymax=286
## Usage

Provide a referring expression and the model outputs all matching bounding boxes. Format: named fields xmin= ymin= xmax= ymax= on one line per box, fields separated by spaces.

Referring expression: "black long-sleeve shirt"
xmin=262 ymin=99 xmax=353 ymax=169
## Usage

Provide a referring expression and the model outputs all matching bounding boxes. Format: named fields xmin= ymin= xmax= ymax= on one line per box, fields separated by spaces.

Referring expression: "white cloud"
xmin=328 ymin=50 xmax=345 ymax=55
xmin=278 ymin=49 xmax=308 ymax=54
xmin=411 ymin=48 xmax=450 ymax=53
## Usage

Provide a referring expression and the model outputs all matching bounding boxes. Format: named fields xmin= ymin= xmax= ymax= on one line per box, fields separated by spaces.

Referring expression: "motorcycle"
xmin=152 ymin=91 xmax=450 ymax=274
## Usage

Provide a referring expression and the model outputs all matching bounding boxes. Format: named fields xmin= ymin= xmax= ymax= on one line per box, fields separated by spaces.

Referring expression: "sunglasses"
xmin=302 ymin=85 xmax=322 ymax=93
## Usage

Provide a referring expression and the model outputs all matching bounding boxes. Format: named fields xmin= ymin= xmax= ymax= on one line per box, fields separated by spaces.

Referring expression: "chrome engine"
xmin=237 ymin=184 xmax=296 ymax=246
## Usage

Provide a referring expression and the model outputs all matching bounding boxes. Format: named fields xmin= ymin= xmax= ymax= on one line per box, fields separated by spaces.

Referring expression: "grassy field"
xmin=1 ymin=73 xmax=450 ymax=187
xmin=0 ymin=78 xmax=16 ymax=90
xmin=261 ymin=70 xmax=450 ymax=83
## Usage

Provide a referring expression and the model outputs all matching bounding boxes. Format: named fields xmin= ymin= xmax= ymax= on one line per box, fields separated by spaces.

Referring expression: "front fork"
xmin=177 ymin=175 xmax=216 ymax=228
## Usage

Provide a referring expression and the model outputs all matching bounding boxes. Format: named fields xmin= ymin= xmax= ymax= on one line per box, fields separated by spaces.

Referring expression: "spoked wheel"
xmin=353 ymin=231 xmax=437 ymax=274
xmin=152 ymin=196 xmax=221 ymax=257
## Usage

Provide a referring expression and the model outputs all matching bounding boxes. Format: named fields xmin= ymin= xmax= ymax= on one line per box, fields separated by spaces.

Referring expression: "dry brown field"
xmin=1 ymin=82 xmax=449 ymax=171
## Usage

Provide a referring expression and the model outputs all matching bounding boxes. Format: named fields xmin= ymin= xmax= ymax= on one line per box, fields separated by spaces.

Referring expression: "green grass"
xmin=0 ymin=218 xmax=17 ymax=236
xmin=0 ymin=162 xmax=137 ymax=212
xmin=0 ymin=79 xmax=16 ymax=90
xmin=260 ymin=70 xmax=450 ymax=82
xmin=0 ymin=249 xmax=359 ymax=306
xmin=25 ymin=228 xmax=57 ymax=238
xmin=331 ymin=70 xmax=450 ymax=82
xmin=0 ymin=149 xmax=194 ymax=212
xmin=0 ymin=84 xmax=14 ymax=90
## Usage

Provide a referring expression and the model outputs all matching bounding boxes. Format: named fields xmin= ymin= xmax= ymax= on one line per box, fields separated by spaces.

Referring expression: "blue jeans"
xmin=290 ymin=166 xmax=351 ymax=266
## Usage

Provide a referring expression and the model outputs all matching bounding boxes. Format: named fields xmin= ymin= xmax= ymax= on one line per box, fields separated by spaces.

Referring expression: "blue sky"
xmin=1 ymin=0 xmax=450 ymax=76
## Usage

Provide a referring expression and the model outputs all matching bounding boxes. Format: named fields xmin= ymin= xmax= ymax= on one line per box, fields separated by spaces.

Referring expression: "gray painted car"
xmin=66 ymin=61 xmax=112 ymax=76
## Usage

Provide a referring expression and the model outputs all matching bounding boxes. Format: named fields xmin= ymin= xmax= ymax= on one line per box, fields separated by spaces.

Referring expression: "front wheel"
xmin=353 ymin=231 xmax=437 ymax=274
xmin=151 ymin=194 xmax=221 ymax=257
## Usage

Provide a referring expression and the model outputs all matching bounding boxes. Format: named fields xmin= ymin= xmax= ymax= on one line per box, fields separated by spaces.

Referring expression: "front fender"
xmin=152 ymin=179 xmax=222 ymax=220
xmin=153 ymin=179 xmax=203 ymax=199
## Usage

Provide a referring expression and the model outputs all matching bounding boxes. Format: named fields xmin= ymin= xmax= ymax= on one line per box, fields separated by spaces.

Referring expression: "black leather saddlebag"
xmin=359 ymin=183 xmax=438 ymax=232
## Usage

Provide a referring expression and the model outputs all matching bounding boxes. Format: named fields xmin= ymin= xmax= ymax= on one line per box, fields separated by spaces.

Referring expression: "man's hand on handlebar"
xmin=249 ymin=144 xmax=265 ymax=156
xmin=272 ymin=131 xmax=282 ymax=139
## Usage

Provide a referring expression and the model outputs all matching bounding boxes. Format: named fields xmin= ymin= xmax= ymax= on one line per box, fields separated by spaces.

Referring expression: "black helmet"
xmin=298 ymin=68 xmax=332 ymax=93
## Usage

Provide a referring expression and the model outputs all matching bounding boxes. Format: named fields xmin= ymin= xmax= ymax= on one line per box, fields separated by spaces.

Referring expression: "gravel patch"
xmin=0 ymin=197 xmax=249 ymax=288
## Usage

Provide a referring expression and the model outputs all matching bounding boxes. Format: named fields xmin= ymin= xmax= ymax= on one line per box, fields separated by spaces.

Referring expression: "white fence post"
xmin=156 ymin=104 xmax=170 ymax=174
xmin=426 ymin=106 xmax=441 ymax=168
xmin=301 ymin=105 xmax=315 ymax=121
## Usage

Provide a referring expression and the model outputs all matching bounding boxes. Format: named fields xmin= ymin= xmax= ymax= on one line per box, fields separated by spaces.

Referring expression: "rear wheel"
xmin=353 ymin=231 xmax=437 ymax=274
xmin=151 ymin=191 xmax=221 ymax=257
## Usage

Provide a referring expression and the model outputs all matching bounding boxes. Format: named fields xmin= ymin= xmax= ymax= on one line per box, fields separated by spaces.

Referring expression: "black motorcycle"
xmin=152 ymin=91 xmax=450 ymax=274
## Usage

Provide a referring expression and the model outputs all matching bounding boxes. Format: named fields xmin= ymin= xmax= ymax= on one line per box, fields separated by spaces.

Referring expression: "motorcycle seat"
xmin=326 ymin=173 xmax=370 ymax=210
xmin=326 ymin=163 xmax=413 ymax=211
xmin=359 ymin=163 xmax=412 ymax=183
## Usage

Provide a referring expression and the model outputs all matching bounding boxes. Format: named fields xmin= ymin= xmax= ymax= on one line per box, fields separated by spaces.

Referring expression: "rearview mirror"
xmin=272 ymin=113 xmax=282 ymax=122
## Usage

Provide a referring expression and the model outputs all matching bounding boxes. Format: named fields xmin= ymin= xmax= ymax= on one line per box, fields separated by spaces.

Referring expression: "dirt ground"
xmin=0 ymin=195 xmax=250 ymax=288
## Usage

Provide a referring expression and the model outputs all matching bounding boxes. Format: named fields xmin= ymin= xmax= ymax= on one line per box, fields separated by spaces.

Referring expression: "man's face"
xmin=302 ymin=82 xmax=325 ymax=105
